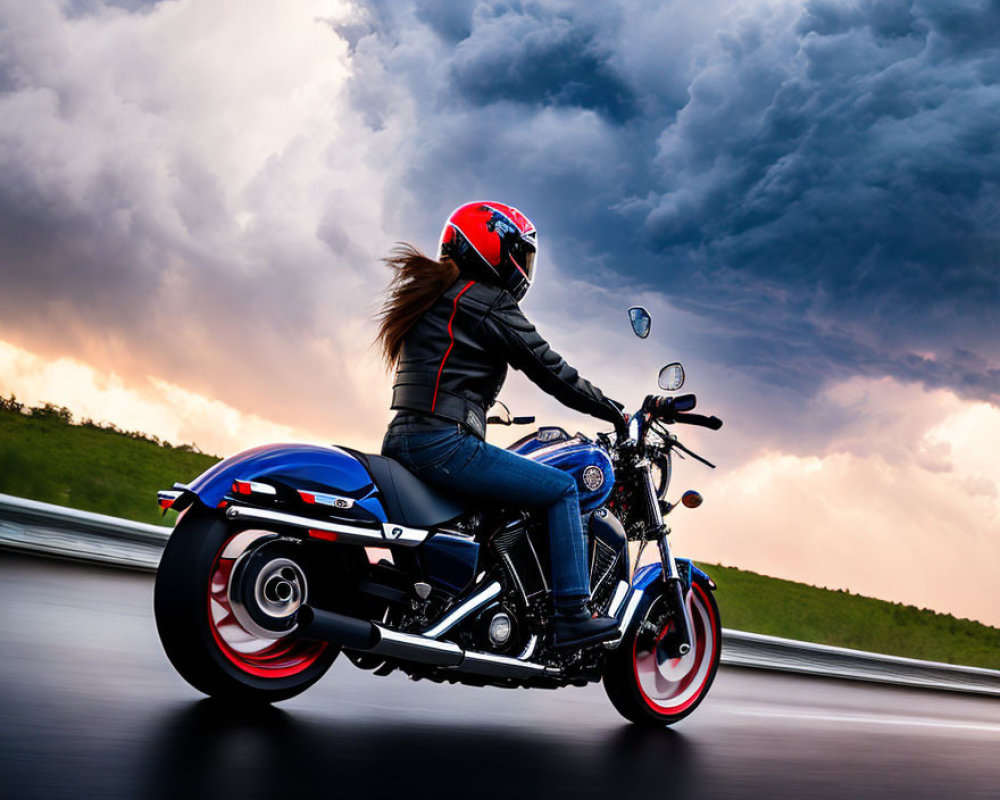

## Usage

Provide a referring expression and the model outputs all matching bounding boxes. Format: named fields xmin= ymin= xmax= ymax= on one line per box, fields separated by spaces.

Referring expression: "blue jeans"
xmin=382 ymin=427 xmax=590 ymax=601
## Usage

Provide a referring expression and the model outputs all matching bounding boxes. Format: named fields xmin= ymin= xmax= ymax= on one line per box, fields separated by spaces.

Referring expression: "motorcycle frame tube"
xmin=421 ymin=581 xmax=502 ymax=639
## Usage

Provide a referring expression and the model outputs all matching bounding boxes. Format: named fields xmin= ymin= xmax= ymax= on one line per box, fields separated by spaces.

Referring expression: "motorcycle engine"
xmin=490 ymin=514 xmax=548 ymax=604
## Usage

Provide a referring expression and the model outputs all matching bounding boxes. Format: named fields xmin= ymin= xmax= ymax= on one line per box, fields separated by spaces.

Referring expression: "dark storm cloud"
xmin=2 ymin=0 xmax=999 ymax=447
xmin=447 ymin=6 xmax=637 ymax=121
xmin=349 ymin=0 xmax=1000 ymax=403
xmin=637 ymin=0 xmax=1000 ymax=399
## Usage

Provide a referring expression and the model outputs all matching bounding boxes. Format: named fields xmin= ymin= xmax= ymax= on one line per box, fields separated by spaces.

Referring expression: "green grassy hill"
xmin=1 ymin=400 xmax=997 ymax=668
xmin=0 ymin=401 xmax=216 ymax=526
xmin=704 ymin=563 xmax=998 ymax=669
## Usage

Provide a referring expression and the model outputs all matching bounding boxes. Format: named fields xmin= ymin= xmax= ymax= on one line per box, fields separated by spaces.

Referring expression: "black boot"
xmin=552 ymin=599 xmax=620 ymax=649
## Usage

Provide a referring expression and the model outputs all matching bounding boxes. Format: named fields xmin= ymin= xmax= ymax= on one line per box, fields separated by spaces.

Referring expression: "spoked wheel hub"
xmin=207 ymin=531 xmax=327 ymax=678
xmin=231 ymin=552 xmax=308 ymax=638
xmin=259 ymin=563 xmax=304 ymax=608
xmin=633 ymin=582 xmax=717 ymax=716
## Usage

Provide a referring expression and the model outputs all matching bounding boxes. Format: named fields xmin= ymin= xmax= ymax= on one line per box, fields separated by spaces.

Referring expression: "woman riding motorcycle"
xmin=377 ymin=201 xmax=626 ymax=647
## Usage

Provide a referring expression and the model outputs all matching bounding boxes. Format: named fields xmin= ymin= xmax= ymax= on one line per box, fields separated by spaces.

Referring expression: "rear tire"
xmin=603 ymin=576 xmax=721 ymax=726
xmin=153 ymin=508 xmax=338 ymax=703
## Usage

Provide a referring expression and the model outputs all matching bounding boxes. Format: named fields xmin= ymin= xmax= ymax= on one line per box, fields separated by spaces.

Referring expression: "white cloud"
xmin=0 ymin=0 xmax=398 ymax=439
xmin=0 ymin=339 xmax=327 ymax=455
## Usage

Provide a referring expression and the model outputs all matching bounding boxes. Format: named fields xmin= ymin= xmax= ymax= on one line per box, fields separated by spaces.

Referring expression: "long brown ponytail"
xmin=375 ymin=243 xmax=460 ymax=369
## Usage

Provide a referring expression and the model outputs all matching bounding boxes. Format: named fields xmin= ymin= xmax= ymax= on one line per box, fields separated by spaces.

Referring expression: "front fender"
xmin=175 ymin=443 xmax=387 ymax=523
xmin=632 ymin=559 xmax=715 ymax=592
xmin=617 ymin=559 xmax=715 ymax=640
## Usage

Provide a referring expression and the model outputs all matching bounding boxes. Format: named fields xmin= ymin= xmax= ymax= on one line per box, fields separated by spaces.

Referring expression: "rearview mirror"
xmin=628 ymin=306 xmax=651 ymax=339
xmin=658 ymin=362 xmax=685 ymax=391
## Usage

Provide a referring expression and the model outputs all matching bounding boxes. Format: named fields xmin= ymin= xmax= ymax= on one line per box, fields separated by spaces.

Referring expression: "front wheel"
xmin=603 ymin=575 xmax=721 ymax=726
xmin=153 ymin=508 xmax=338 ymax=703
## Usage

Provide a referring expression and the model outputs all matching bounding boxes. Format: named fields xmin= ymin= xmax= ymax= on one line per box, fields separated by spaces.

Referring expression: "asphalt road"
xmin=1 ymin=552 xmax=998 ymax=800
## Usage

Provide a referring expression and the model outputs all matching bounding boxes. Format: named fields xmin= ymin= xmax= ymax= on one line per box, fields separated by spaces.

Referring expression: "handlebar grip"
xmin=674 ymin=412 xmax=723 ymax=430
xmin=673 ymin=394 xmax=697 ymax=413
xmin=512 ymin=416 xmax=536 ymax=425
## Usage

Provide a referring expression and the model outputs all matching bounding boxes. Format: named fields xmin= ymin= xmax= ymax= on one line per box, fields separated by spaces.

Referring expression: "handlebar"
xmin=673 ymin=412 xmax=723 ymax=431
xmin=642 ymin=394 xmax=722 ymax=429
xmin=644 ymin=394 xmax=696 ymax=417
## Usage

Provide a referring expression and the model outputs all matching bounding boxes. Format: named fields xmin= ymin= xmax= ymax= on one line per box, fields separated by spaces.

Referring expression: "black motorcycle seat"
xmin=347 ymin=450 xmax=469 ymax=529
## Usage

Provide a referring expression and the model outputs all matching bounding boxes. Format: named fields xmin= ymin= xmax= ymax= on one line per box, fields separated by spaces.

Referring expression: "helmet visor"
xmin=523 ymin=245 xmax=536 ymax=285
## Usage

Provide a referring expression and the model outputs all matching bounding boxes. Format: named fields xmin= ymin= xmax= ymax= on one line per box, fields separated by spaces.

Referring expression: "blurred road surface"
xmin=1 ymin=552 xmax=998 ymax=799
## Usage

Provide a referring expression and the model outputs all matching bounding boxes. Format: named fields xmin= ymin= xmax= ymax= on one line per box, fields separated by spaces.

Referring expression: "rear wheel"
xmin=153 ymin=508 xmax=338 ymax=703
xmin=603 ymin=576 xmax=721 ymax=726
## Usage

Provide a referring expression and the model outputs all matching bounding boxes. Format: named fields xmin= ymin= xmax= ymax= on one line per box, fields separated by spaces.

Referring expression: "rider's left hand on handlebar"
xmin=604 ymin=398 xmax=629 ymax=438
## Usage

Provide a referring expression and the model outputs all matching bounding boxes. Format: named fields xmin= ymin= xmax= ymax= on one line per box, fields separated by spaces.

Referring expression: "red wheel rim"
xmin=633 ymin=582 xmax=718 ymax=715
xmin=207 ymin=533 xmax=327 ymax=678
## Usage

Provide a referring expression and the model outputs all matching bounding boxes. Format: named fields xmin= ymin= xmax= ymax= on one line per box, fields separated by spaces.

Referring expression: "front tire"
xmin=153 ymin=508 xmax=338 ymax=703
xmin=603 ymin=576 xmax=721 ymax=726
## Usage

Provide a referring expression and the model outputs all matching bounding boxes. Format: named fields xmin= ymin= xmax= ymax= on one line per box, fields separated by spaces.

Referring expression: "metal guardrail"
xmin=1 ymin=492 xmax=998 ymax=696
xmin=722 ymin=629 xmax=1000 ymax=696
xmin=0 ymin=492 xmax=165 ymax=572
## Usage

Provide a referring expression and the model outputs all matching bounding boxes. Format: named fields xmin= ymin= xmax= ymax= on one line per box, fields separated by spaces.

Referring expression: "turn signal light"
xmin=681 ymin=490 xmax=703 ymax=509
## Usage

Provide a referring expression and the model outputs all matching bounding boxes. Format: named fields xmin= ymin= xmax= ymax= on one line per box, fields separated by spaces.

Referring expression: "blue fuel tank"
xmin=508 ymin=432 xmax=615 ymax=512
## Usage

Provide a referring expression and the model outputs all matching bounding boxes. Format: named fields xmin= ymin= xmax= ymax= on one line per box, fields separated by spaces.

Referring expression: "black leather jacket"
xmin=390 ymin=279 xmax=622 ymax=438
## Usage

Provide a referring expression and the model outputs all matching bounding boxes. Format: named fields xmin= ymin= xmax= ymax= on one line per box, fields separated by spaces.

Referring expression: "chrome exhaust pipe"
xmin=456 ymin=649 xmax=546 ymax=679
xmin=298 ymin=605 xmax=549 ymax=678
xmin=296 ymin=606 xmax=378 ymax=651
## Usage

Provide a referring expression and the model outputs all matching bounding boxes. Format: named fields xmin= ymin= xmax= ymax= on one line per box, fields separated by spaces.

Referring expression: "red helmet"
xmin=439 ymin=202 xmax=538 ymax=300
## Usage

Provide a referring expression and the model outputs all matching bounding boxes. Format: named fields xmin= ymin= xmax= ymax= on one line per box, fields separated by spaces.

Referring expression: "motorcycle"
xmin=153 ymin=311 xmax=724 ymax=727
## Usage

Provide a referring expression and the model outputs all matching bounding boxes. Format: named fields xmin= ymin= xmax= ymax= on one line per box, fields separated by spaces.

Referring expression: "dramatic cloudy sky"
xmin=1 ymin=0 xmax=998 ymax=625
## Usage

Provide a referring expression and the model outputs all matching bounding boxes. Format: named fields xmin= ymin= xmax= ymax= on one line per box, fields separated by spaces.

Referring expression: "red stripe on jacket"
xmin=431 ymin=280 xmax=476 ymax=413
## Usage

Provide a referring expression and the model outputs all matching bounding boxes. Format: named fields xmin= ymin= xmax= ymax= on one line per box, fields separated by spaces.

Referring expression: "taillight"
xmin=231 ymin=479 xmax=277 ymax=497
xmin=157 ymin=490 xmax=181 ymax=510
xmin=297 ymin=490 xmax=355 ymax=509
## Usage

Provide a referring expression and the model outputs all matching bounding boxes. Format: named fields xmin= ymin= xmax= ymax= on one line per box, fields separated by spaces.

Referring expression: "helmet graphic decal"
xmin=439 ymin=201 xmax=537 ymax=300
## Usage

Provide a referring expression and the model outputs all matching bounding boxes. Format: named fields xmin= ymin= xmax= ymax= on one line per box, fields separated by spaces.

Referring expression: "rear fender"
xmin=171 ymin=443 xmax=387 ymax=524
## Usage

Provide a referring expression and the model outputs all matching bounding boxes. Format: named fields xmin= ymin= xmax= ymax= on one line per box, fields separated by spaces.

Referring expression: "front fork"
xmin=639 ymin=463 xmax=694 ymax=658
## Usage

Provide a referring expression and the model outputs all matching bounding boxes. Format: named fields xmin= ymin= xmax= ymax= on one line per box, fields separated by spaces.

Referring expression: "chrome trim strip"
xmin=381 ymin=521 xmax=431 ymax=545
xmin=421 ymin=581 xmax=502 ymax=639
xmin=224 ymin=505 xmax=429 ymax=547
xmin=370 ymin=626 xmax=464 ymax=666
xmin=606 ymin=580 xmax=630 ymax=618
xmin=298 ymin=489 xmax=353 ymax=508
